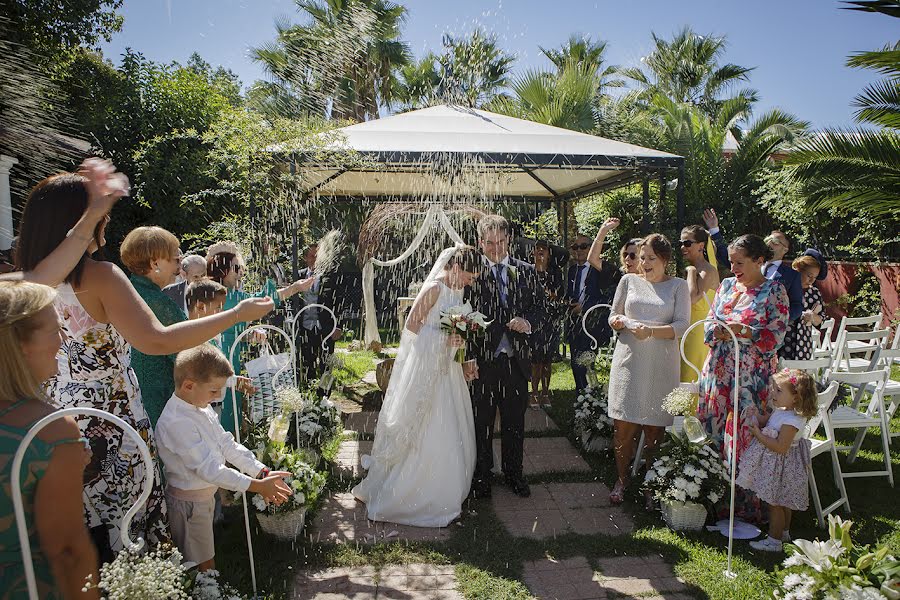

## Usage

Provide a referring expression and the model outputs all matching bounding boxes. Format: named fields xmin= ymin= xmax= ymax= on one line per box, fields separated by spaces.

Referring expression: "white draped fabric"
xmin=361 ymin=205 xmax=465 ymax=346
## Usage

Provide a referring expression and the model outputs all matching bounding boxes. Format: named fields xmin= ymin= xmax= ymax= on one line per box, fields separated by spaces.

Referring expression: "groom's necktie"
xmin=493 ymin=264 xmax=508 ymax=307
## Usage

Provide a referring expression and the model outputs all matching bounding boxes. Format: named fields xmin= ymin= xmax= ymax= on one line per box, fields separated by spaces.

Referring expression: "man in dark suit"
xmin=464 ymin=215 xmax=540 ymax=499
xmin=703 ymin=208 xmax=803 ymax=322
xmin=565 ymin=234 xmax=618 ymax=390
xmin=162 ymin=254 xmax=208 ymax=316
xmin=296 ymin=243 xmax=342 ymax=383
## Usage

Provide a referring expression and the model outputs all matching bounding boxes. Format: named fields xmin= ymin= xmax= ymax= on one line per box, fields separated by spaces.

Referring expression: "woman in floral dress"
xmin=14 ymin=170 xmax=274 ymax=560
xmin=697 ymin=234 xmax=789 ymax=523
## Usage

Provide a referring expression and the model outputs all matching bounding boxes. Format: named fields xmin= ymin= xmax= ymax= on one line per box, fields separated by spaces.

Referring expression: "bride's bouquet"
xmin=440 ymin=302 xmax=491 ymax=363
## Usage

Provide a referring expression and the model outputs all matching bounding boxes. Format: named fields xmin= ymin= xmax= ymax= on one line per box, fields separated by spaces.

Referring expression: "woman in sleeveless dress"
xmin=679 ymin=226 xmax=720 ymax=382
xmin=353 ymin=247 xmax=480 ymax=527
xmin=13 ymin=165 xmax=274 ymax=559
xmin=0 ymin=281 xmax=99 ymax=599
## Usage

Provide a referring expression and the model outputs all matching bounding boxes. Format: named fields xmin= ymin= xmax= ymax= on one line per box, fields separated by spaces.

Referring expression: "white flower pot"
xmin=580 ymin=430 xmax=610 ymax=453
xmin=257 ymin=508 xmax=308 ymax=540
xmin=661 ymin=500 xmax=707 ymax=531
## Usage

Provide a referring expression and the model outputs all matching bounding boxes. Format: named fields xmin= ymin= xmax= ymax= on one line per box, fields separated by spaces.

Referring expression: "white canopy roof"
xmin=288 ymin=104 xmax=682 ymax=201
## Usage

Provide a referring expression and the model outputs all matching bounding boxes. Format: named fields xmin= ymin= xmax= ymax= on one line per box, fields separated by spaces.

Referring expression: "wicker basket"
xmin=661 ymin=500 xmax=707 ymax=531
xmin=256 ymin=508 xmax=308 ymax=540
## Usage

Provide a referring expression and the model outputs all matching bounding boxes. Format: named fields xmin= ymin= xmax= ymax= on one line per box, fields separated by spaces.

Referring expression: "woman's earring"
xmin=154 ymin=266 xmax=160 ymax=273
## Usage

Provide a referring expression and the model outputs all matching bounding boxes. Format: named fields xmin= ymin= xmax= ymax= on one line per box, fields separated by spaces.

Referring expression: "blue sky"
xmin=100 ymin=0 xmax=898 ymax=129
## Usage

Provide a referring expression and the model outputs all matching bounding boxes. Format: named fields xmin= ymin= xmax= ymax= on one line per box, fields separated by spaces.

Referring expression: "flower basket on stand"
xmin=256 ymin=508 xmax=308 ymax=540
xmin=573 ymin=383 xmax=613 ymax=453
xmin=661 ymin=499 xmax=708 ymax=531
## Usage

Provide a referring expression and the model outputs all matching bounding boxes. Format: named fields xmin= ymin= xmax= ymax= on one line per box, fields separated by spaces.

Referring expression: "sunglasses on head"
xmin=570 ymin=243 xmax=590 ymax=250
xmin=679 ymin=239 xmax=699 ymax=248
xmin=624 ymin=252 xmax=637 ymax=260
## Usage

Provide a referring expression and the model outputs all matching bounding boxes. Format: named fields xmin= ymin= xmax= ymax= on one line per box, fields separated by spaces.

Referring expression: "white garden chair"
xmin=13 ymin=408 xmax=154 ymax=600
xmin=780 ymin=356 xmax=834 ymax=382
xmin=864 ymin=348 xmax=900 ymax=443
xmin=803 ymin=382 xmax=851 ymax=528
xmin=813 ymin=317 xmax=836 ymax=356
xmin=832 ymin=328 xmax=891 ymax=373
xmin=833 ymin=313 xmax=883 ymax=352
xmin=826 ymin=369 xmax=894 ymax=487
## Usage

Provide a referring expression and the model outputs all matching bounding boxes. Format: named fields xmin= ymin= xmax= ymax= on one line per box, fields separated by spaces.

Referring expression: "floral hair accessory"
xmin=781 ymin=368 xmax=798 ymax=386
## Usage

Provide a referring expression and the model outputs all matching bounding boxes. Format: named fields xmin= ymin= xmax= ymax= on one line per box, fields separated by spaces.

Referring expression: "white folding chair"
xmin=865 ymin=348 xmax=900 ymax=442
xmin=814 ymin=318 xmax=836 ymax=354
xmin=833 ymin=328 xmax=891 ymax=373
xmin=827 ymin=369 xmax=894 ymax=487
xmin=781 ymin=356 xmax=833 ymax=382
xmin=804 ymin=382 xmax=851 ymax=528
xmin=832 ymin=314 xmax=883 ymax=361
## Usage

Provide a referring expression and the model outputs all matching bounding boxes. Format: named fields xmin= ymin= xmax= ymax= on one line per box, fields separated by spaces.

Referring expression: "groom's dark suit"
xmin=465 ymin=255 xmax=540 ymax=489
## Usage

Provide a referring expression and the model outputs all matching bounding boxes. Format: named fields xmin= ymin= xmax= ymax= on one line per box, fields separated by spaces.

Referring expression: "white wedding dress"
xmin=352 ymin=279 xmax=475 ymax=527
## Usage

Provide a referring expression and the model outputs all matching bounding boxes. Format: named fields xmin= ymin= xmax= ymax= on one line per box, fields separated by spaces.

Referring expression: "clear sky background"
xmin=99 ymin=0 xmax=898 ymax=129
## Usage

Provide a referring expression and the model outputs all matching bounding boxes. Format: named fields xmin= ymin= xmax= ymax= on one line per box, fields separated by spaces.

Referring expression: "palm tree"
xmin=251 ymin=0 xmax=410 ymax=121
xmin=393 ymin=53 xmax=440 ymax=111
xmin=786 ymin=5 xmax=899 ymax=217
xmin=436 ymin=29 xmax=515 ymax=108
xmin=620 ymin=27 xmax=757 ymax=122
xmin=539 ymin=35 xmax=624 ymax=90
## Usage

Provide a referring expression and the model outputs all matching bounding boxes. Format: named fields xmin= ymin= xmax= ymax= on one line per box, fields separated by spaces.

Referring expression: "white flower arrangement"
xmin=573 ymin=385 xmax=613 ymax=447
xmin=274 ymin=386 xmax=341 ymax=449
xmin=642 ymin=431 xmax=729 ymax=505
xmin=775 ymin=515 xmax=900 ymax=600
xmin=83 ymin=546 xmax=247 ymax=599
xmin=246 ymin=446 xmax=326 ymax=515
xmin=661 ymin=387 xmax=695 ymax=417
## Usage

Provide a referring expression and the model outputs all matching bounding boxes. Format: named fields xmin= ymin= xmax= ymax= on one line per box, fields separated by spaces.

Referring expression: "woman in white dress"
xmin=352 ymin=246 xmax=480 ymax=527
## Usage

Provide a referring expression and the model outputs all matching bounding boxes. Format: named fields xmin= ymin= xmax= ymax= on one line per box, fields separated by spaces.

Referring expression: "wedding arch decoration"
xmin=358 ymin=202 xmax=487 ymax=347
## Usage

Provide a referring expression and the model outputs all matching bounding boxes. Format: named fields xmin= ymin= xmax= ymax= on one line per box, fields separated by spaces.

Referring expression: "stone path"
xmin=493 ymin=437 xmax=592 ymax=476
xmin=309 ymin=492 xmax=452 ymax=545
xmin=294 ymin=563 xmax=461 ymax=599
xmin=344 ymin=410 xmax=379 ymax=435
xmin=522 ymin=555 xmax=693 ymax=600
xmin=333 ymin=439 xmax=373 ymax=478
xmin=492 ymin=482 xmax=633 ymax=539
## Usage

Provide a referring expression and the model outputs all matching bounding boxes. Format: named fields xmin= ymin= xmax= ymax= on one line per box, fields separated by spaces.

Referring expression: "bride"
xmin=352 ymin=245 xmax=480 ymax=527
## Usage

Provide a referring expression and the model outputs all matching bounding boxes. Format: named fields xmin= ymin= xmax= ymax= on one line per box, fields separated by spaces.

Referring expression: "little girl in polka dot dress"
xmin=736 ymin=368 xmax=819 ymax=552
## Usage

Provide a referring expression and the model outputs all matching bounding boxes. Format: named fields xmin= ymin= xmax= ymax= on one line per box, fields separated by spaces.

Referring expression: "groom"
xmin=464 ymin=215 xmax=539 ymax=499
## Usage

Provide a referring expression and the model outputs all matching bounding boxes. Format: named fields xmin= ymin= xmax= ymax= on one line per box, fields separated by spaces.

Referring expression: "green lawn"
xmin=214 ymin=356 xmax=900 ymax=599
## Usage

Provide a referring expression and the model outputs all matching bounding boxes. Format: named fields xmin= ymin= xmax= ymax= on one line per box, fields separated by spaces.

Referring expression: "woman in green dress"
xmin=206 ymin=243 xmax=314 ymax=435
xmin=0 ymin=281 xmax=99 ymax=599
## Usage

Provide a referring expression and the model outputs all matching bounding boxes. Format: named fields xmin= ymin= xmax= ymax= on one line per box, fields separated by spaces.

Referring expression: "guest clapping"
xmin=607 ymin=234 xmax=690 ymax=506
xmin=0 ymin=282 xmax=99 ymax=599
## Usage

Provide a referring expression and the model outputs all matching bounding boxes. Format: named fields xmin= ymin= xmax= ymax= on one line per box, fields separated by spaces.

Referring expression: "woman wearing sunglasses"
xmin=679 ymin=226 xmax=720 ymax=382
xmin=206 ymin=244 xmax=314 ymax=434
xmin=619 ymin=239 xmax=642 ymax=275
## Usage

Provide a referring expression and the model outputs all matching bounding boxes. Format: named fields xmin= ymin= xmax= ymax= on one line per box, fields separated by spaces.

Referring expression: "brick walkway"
xmin=308 ymin=492 xmax=452 ymax=545
xmin=523 ymin=555 xmax=693 ymax=600
xmin=343 ymin=410 xmax=379 ymax=435
xmin=294 ymin=563 xmax=462 ymax=599
xmin=333 ymin=439 xmax=373 ymax=478
xmin=493 ymin=437 xmax=592 ymax=476
xmin=492 ymin=482 xmax=633 ymax=539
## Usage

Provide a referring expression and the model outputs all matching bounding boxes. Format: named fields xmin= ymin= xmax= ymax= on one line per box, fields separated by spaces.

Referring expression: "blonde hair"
xmin=174 ymin=344 xmax=234 ymax=386
xmin=0 ymin=281 xmax=58 ymax=404
xmin=774 ymin=369 xmax=818 ymax=418
xmin=791 ymin=255 xmax=820 ymax=275
xmin=120 ymin=226 xmax=180 ymax=276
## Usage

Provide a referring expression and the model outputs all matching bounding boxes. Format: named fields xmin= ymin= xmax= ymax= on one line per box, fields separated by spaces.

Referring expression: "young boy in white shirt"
xmin=155 ymin=344 xmax=291 ymax=571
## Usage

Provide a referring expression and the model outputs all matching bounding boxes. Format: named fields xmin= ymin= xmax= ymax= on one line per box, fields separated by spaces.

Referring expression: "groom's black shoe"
xmin=505 ymin=475 xmax=531 ymax=498
xmin=470 ymin=479 xmax=492 ymax=500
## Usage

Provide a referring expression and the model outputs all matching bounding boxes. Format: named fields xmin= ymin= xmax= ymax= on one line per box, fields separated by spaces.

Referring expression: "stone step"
xmin=491 ymin=482 xmax=633 ymax=540
xmin=342 ymin=410 xmax=379 ymax=435
xmin=307 ymin=493 xmax=452 ymax=546
xmin=293 ymin=563 xmax=461 ymax=599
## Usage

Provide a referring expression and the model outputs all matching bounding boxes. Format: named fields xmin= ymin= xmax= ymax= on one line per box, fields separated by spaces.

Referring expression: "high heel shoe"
xmin=609 ymin=479 xmax=627 ymax=505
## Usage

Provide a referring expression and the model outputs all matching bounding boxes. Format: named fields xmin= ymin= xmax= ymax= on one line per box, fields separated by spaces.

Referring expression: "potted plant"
xmin=642 ymin=430 xmax=729 ymax=531
xmin=573 ymin=384 xmax=613 ymax=452
xmin=775 ymin=515 xmax=900 ymax=600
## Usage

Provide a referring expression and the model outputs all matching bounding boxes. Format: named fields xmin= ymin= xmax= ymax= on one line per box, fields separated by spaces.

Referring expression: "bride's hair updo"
xmin=444 ymin=246 xmax=481 ymax=273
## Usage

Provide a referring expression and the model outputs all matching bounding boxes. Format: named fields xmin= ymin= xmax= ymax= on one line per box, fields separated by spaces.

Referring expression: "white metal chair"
xmin=827 ymin=369 xmax=894 ymax=487
xmin=833 ymin=328 xmax=891 ymax=373
xmin=804 ymin=382 xmax=851 ymax=528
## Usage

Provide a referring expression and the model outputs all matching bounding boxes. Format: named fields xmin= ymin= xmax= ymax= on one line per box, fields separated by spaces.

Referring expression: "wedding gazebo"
xmin=280 ymin=104 xmax=685 ymax=345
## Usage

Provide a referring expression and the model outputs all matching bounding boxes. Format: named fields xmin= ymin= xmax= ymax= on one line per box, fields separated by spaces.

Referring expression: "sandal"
xmin=609 ymin=479 xmax=628 ymax=505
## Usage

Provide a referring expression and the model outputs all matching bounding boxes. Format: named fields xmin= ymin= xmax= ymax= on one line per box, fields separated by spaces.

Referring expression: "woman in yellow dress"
xmin=679 ymin=225 xmax=720 ymax=382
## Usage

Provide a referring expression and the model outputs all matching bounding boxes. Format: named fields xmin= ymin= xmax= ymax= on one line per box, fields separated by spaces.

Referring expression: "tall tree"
xmin=393 ymin=53 xmax=441 ymax=111
xmin=787 ymin=3 xmax=900 ymax=217
xmin=436 ymin=29 xmax=515 ymax=108
xmin=251 ymin=0 xmax=411 ymax=121
xmin=539 ymin=35 xmax=623 ymax=90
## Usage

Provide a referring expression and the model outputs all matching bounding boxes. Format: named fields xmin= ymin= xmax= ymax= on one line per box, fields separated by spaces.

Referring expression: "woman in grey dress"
xmin=607 ymin=234 xmax=690 ymax=505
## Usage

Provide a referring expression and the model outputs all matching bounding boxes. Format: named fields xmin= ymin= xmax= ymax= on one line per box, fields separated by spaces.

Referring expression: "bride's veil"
xmin=363 ymin=245 xmax=464 ymax=470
